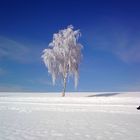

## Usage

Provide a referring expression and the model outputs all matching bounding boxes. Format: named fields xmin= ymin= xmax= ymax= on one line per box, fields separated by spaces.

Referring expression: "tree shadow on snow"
xmin=87 ymin=93 xmax=120 ymax=97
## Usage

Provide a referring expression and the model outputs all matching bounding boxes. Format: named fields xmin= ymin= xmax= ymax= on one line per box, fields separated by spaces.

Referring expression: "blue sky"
xmin=0 ymin=0 xmax=140 ymax=92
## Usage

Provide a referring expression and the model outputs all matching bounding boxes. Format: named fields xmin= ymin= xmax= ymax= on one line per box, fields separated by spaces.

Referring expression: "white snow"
xmin=0 ymin=92 xmax=140 ymax=140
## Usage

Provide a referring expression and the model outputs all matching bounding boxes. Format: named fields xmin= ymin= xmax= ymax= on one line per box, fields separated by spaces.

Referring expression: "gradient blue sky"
xmin=0 ymin=0 xmax=140 ymax=92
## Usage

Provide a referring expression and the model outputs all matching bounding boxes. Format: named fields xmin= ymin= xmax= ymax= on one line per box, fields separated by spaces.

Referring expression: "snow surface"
xmin=0 ymin=92 xmax=140 ymax=140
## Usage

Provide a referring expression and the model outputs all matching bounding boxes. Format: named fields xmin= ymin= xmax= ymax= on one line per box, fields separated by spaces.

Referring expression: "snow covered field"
xmin=0 ymin=92 xmax=140 ymax=140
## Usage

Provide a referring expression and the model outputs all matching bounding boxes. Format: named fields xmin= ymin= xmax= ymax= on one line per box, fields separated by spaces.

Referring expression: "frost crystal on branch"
xmin=41 ymin=25 xmax=83 ymax=89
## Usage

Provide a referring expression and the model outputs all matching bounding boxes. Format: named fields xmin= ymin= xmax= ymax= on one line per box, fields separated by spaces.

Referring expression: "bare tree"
xmin=41 ymin=25 xmax=83 ymax=96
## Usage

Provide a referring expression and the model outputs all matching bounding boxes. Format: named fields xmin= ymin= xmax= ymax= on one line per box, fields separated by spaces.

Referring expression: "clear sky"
xmin=0 ymin=0 xmax=140 ymax=92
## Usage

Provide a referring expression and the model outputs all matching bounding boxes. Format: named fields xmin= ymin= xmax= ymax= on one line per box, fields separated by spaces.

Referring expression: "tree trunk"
xmin=62 ymin=77 xmax=66 ymax=97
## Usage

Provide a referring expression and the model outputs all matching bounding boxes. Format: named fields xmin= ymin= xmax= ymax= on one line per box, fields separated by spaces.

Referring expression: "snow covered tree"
xmin=41 ymin=25 xmax=83 ymax=96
